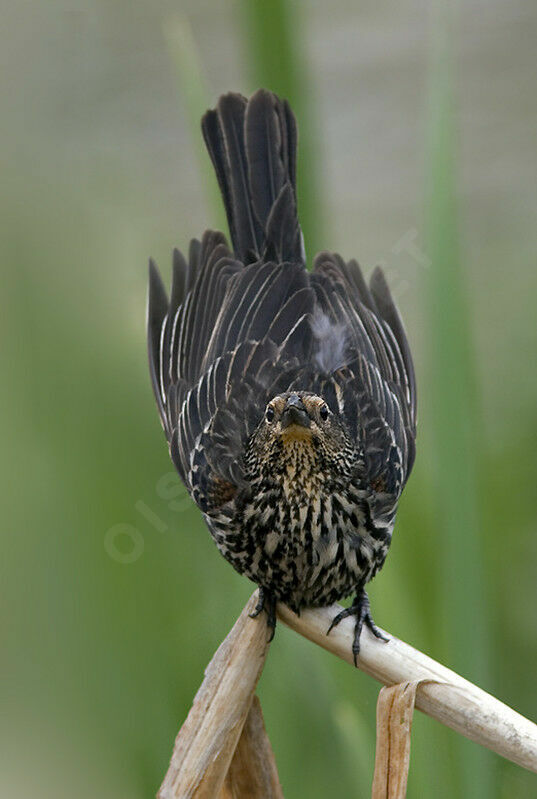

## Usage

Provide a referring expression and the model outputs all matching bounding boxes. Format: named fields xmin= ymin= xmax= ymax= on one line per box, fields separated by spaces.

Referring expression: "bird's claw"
xmin=250 ymin=588 xmax=276 ymax=641
xmin=326 ymin=589 xmax=388 ymax=666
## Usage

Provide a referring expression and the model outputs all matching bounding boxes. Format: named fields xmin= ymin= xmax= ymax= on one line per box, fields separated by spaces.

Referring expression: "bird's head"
xmin=244 ymin=391 xmax=354 ymax=485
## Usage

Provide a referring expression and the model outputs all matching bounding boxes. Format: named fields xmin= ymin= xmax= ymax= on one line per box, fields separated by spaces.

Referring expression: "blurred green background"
xmin=2 ymin=0 xmax=537 ymax=796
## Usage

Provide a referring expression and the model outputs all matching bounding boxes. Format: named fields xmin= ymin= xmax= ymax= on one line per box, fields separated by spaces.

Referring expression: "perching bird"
xmin=147 ymin=89 xmax=416 ymax=662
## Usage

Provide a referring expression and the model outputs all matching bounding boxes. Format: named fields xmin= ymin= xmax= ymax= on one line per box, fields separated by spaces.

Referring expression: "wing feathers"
xmin=148 ymin=91 xmax=417 ymax=512
xmin=370 ymin=266 xmax=417 ymax=425
xmin=147 ymin=258 xmax=169 ymax=431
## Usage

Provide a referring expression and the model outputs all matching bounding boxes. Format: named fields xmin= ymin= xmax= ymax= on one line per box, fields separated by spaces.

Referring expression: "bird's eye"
xmin=266 ymin=406 xmax=275 ymax=422
xmin=319 ymin=404 xmax=329 ymax=421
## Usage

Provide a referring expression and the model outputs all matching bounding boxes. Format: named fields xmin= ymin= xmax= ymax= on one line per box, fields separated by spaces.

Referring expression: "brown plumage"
xmin=147 ymin=90 xmax=417 ymax=661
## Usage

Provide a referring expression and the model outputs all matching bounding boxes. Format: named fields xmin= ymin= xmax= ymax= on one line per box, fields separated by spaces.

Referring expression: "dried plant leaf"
xmin=158 ymin=593 xmax=272 ymax=799
xmin=371 ymin=680 xmax=433 ymax=798
xmin=220 ymin=695 xmax=284 ymax=799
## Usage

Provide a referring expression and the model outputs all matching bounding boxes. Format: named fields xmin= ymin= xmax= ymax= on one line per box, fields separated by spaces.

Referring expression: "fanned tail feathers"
xmin=202 ymin=89 xmax=304 ymax=264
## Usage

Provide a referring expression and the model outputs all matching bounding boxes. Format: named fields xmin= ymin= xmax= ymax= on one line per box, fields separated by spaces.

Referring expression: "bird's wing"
xmin=149 ymin=88 xmax=416 ymax=517
xmin=148 ymin=231 xmax=241 ymax=435
xmin=148 ymin=88 xmax=314 ymax=514
xmin=310 ymin=253 xmax=417 ymax=508
xmin=148 ymin=232 xmax=315 ymax=511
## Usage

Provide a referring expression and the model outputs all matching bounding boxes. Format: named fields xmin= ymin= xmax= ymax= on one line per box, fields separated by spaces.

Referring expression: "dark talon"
xmin=326 ymin=589 xmax=388 ymax=666
xmin=250 ymin=588 xmax=276 ymax=641
xmin=326 ymin=605 xmax=355 ymax=635
xmin=250 ymin=589 xmax=266 ymax=619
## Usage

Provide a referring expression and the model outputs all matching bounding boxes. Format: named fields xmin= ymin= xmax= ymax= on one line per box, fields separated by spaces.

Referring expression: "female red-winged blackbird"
xmin=148 ymin=90 xmax=416 ymax=662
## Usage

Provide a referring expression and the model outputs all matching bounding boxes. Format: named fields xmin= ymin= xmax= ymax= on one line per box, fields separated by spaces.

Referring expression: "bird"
xmin=147 ymin=89 xmax=417 ymax=663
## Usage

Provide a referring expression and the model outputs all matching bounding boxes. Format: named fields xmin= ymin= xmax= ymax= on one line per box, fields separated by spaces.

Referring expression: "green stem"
xmin=425 ymin=2 xmax=495 ymax=795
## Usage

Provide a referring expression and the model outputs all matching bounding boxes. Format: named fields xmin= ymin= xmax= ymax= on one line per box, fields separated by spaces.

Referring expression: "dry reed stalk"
xmin=277 ymin=601 xmax=537 ymax=773
xmin=219 ymin=695 xmax=284 ymax=799
xmin=371 ymin=680 xmax=431 ymax=799
xmin=158 ymin=593 xmax=271 ymax=799
xmin=158 ymin=592 xmax=537 ymax=799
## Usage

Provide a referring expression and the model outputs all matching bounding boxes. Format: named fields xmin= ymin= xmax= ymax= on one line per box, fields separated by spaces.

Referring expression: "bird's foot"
xmin=250 ymin=587 xmax=277 ymax=641
xmin=326 ymin=589 xmax=388 ymax=666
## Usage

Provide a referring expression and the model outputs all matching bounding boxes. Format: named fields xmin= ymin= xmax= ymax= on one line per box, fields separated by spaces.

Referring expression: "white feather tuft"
xmin=310 ymin=307 xmax=348 ymax=373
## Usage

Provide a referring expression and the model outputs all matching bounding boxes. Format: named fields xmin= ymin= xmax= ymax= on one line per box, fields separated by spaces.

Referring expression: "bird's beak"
xmin=281 ymin=396 xmax=311 ymax=431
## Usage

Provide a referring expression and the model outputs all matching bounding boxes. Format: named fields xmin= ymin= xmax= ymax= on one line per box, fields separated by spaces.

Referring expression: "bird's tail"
xmin=201 ymin=89 xmax=304 ymax=264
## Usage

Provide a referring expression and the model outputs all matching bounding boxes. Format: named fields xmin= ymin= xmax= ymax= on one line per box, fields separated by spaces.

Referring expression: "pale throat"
xmin=279 ymin=422 xmax=313 ymax=446
xmin=277 ymin=433 xmax=324 ymax=500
